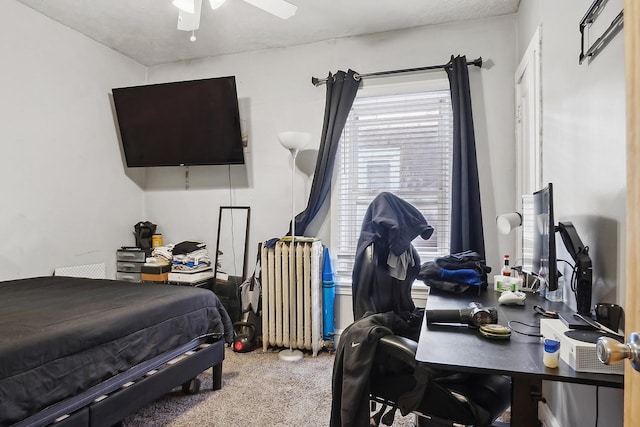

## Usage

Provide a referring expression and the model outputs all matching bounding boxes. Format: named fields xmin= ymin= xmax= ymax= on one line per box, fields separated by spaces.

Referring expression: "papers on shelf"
xmin=168 ymin=268 xmax=214 ymax=284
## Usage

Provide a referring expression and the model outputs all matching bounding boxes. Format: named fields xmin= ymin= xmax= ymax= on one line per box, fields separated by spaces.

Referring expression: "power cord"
xmin=595 ymin=385 xmax=599 ymax=427
xmin=509 ymin=304 xmax=563 ymax=336
xmin=507 ymin=320 xmax=542 ymax=337
xmin=558 ymin=257 xmax=579 ymax=304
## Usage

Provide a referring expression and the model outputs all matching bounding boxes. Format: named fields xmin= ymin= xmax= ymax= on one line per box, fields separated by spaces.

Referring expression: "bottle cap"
xmin=544 ymin=339 xmax=560 ymax=352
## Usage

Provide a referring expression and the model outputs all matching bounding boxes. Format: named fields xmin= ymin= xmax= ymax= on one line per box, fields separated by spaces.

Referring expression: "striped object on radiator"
xmin=260 ymin=240 xmax=324 ymax=356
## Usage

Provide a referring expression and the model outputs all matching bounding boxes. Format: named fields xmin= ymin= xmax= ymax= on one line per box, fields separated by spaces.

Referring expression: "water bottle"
xmin=538 ymin=256 xmax=548 ymax=298
xmin=546 ymin=271 xmax=564 ymax=302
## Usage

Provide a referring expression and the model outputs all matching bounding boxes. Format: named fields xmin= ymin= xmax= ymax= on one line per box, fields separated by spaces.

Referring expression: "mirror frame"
xmin=214 ymin=206 xmax=251 ymax=282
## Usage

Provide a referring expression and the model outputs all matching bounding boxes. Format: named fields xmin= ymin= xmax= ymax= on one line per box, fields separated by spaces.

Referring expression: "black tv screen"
xmin=112 ymin=76 xmax=244 ymax=167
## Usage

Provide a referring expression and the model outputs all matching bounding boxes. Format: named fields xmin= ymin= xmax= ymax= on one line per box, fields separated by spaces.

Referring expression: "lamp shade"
xmin=278 ymin=131 xmax=311 ymax=151
xmin=496 ymin=212 xmax=522 ymax=235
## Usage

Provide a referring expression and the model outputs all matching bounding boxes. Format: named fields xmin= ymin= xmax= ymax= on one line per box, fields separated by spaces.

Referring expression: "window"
xmin=332 ymin=79 xmax=453 ymax=283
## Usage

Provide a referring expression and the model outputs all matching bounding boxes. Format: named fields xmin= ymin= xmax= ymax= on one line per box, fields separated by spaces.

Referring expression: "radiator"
xmin=261 ymin=239 xmax=323 ymax=356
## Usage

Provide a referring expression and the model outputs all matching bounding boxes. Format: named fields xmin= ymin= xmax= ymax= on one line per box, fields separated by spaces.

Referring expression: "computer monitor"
xmin=531 ymin=183 xmax=558 ymax=292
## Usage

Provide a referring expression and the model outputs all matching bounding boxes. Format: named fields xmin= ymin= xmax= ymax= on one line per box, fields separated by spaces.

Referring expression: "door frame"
xmin=624 ymin=0 xmax=639 ymax=425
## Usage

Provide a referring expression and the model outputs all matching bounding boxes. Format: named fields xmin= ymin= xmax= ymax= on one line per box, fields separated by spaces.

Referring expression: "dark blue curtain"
xmin=446 ymin=55 xmax=485 ymax=259
xmin=293 ymin=69 xmax=361 ymax=236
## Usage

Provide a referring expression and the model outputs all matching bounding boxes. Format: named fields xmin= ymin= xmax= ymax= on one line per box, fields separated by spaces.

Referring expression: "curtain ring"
xmin=353 ymin=73 xmax=361 ymax=82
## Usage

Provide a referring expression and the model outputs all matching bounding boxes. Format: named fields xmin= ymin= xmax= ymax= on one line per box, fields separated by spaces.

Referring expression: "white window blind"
xmin=333 ymin=85 xmax=453 ymax=281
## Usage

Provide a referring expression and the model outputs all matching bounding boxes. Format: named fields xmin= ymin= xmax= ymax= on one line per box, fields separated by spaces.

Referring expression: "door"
xmin=625 ymin=0 xmax=640 ymax=425
xmin=515 ymin=27 xmax=542 ymax=262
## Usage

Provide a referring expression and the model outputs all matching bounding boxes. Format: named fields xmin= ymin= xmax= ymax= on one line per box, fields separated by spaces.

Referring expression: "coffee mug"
xmin=595 ymin=303 xmax=623 ymax=331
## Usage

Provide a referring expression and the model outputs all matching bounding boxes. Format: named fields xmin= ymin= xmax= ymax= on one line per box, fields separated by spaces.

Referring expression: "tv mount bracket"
xmin=579 ymin=0 xmax=624 ymax=65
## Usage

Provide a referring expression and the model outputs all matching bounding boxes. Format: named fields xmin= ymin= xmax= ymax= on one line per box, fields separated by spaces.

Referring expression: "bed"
xmin=0 ymin=276 xmax=233 ymax=427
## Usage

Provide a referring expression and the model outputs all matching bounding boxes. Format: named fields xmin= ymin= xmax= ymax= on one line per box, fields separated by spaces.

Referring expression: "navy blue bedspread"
xmin=0 ymin=276 xmax=231 ymax=425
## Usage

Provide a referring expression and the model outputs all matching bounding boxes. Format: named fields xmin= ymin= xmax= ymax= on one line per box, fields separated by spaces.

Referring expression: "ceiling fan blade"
xmin=242 ymin=0 xmax=297 ymax=20
xmin=177 ymin=0 xmax=202 ymax=31
xmin=209 ymin=0 xmax=228 ymax=9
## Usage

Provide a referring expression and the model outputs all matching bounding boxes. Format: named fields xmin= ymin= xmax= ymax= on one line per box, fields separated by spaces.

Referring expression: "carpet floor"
xmin=123 ymin=347 xmax=419 ymax=426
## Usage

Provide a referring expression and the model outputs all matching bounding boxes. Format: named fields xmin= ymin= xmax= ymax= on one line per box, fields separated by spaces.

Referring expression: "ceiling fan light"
xmin=243 ymin=0 xmax=297 ymax=20
xmin=209 ymin=0 xmax=227 ymax=9
xmin=173 ymin=0 xmax=195 ymax=14
xmin=177 ymin=0 xmax=202 ymax=31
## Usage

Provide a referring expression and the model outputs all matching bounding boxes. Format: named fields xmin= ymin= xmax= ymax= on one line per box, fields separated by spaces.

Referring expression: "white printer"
xmin=540 ymin=318 xmax=624 ymax=375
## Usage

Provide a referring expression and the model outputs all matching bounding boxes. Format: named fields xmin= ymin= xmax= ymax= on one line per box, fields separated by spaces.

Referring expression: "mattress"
xmin=0 ymin=276 xmax=232 ymax=425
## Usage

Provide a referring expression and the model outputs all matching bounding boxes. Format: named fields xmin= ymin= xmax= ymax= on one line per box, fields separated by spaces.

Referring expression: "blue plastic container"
xmin=322 ymin=247 xmax=336 ymax=342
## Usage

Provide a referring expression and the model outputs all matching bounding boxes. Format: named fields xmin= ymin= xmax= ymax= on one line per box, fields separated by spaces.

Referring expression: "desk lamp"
xmin=496 ymin=212 xmax=522 ymax=235
xmin=278 ymin=131 xmax=311 ymax=362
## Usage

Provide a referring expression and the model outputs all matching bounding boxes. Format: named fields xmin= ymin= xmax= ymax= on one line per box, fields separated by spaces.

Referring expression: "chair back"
xmin=352 ymin=242 xmax=420 ymax=320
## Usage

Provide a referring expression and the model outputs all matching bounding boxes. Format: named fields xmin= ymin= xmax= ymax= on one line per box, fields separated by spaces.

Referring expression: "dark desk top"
xmin=415 ymin=288 xmax=624 ymax=389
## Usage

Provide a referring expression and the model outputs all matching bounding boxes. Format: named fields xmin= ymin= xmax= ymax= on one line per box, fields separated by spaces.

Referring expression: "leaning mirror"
xmin=214 ymin=206 xmax=250 ymax=282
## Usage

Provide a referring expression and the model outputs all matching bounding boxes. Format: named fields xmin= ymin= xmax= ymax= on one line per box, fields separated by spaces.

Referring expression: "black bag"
xmin=236 ymin=244 xmax=263 ymax=343
xmin=133 ymin=221 xmax=157 ymax=250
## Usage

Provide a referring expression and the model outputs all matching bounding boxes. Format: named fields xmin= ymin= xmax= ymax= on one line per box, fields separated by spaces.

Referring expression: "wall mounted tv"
xmin=112 ymin=76 xmax=244 ymax=167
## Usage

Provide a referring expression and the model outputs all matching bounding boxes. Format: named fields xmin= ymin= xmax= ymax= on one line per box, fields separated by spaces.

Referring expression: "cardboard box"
xmin=141 ymin=272 xmax=169 ymax=283
xmin=142 ymin=263 xmax=171 ymax=274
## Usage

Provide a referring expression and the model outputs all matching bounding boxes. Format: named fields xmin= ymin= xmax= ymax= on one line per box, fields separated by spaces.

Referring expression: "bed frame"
xmin=13 ymin=335 xmax=225 ymax=427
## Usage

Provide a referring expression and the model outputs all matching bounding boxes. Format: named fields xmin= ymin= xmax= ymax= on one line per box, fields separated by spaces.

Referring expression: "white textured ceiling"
xmin=16 ymin=0 xmax=520 ymax=66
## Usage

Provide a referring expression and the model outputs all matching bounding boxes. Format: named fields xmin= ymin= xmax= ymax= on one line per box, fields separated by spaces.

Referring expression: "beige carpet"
xmin=123 ymin=347 xmax=418 ymax=426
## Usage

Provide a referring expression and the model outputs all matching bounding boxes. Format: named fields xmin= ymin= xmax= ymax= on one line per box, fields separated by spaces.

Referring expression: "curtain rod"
xmin=311 ymin=57 xmax=483 ymax=87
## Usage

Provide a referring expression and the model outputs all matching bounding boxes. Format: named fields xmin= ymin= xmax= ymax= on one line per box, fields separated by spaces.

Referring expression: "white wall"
xmin=3 ymin=1 xmax=518 ymax=327
xmin=0 ymin=1 xmax=148 ymax=280
xmin=517 ymin=1 xmax=626 ymax=426
xmin=4 ymin=1 xmax=624 ymax=424
xmin=143 ymin=15 xmax=518 ymax=317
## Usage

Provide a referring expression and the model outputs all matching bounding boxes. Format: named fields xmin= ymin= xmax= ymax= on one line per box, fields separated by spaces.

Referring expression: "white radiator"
xmin=261 ymin=240 xmax=323 ymax=356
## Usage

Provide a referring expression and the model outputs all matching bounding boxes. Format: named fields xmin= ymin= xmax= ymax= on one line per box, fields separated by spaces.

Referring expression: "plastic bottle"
xmin=543 ymin=339 xmax=560 ymax=368
xmin=501 ymin=255 xmax=511 ymax=276
xmin=546 ymin=271 xmax=564 ymax=302
xmin=538 ymin=256 xmax=548 ymax=298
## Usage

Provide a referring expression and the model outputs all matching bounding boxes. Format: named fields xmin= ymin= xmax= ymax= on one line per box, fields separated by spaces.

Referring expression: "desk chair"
xmin=330 ymin=196 xmax=511 ymax=427
xmin=355 ymin=243 xmax=511 ymax=426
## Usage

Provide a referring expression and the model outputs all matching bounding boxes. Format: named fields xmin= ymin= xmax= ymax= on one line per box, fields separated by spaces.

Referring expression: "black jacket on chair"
xmin=332 ymin=193 xmax=434 ymax=426
xmin=333 ymin=192 xmax=510 ymax=427
xmin=329 ymin=312 xmax=412 ymax=427
xmin=352 ymin=192 xmax=433 ymax=320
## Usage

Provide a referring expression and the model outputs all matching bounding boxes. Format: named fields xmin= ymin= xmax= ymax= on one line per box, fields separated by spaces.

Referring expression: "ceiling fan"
xmin=173 ymin=0 xmax=298 ymax=41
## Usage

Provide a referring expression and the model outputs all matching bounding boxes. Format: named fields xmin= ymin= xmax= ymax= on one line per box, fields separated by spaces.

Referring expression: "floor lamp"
xmin=278 ymin=131 xmax=311 ymax=362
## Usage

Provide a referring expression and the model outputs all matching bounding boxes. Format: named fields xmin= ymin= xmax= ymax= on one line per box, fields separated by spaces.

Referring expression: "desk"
xmin=415 ymin=289 xmax=623 ymax=426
